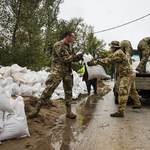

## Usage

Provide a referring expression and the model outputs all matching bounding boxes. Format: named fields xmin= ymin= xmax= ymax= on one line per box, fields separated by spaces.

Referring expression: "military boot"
xmin=132 ymin=105 xmax=142 ymax=109
xmin=66 ymin=105 xmax=77 ymax=119
xmin=110 ymin=112 xmax=124 ymax=117
xmin=28 ymin=101 xmax=42 ymax=118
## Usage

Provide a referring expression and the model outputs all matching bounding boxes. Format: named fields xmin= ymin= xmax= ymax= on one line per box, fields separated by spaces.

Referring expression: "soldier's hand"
xmin=87 ymin=60 xmax=95 ymax=66
xmin=77 ymin=53 xmax=83 ymax=60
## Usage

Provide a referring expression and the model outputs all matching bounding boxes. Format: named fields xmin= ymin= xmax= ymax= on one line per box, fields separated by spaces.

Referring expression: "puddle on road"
xmin=77 ymin=86 xmax=111 ymax=127
xmin=31 ymin=87 xmax=111 ymax=150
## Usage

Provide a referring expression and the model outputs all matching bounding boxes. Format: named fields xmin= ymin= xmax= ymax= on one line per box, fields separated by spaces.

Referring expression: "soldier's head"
xmin=109 ymin=41 xmax=120 ymax=52
xmin=64 ymin=30 xmax=75 ymax=44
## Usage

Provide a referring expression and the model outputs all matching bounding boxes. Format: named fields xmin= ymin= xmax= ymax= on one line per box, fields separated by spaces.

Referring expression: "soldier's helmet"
xmin=109 ymin=41 xmax=120 ymax=48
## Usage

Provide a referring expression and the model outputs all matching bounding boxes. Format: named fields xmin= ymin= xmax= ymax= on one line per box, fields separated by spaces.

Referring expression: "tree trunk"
xmin=12 ymin=0 xmax=22 ymax=62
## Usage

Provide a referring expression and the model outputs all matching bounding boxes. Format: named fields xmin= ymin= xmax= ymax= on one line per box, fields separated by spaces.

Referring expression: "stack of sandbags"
xmin=0 ymin=86 xmax=30 ymax=143
xmin=0 ymin=64 xmax=87 ymax=100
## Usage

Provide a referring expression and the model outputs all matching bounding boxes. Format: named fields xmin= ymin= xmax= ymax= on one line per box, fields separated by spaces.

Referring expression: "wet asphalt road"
xmin=32 ymin=80 xmax=150 ymax=150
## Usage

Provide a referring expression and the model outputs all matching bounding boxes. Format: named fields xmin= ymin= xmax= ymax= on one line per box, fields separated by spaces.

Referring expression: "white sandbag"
xmin=5 ymin=77 xmax=13 ymax=85
xmin=0 ymin=75 xmax=5 ymax=88
xmin=12 ymin=96 xmax=25 ymax=117
xmin=0 ymin=111 xmax=9 ymax=132
xmin=57 ymin=80 xmax=63 ymax=89
xmin=0 ymin=78 xmax=7 ymax=88
xmin=11 ymin=64 xmax=28 ymax=74
xmin=72 ymin=70 xmax=79 ymax=89
xmin=3 ymin=68 xmax=11 ymax=78
xmin=39 ymin=87 xmax=45 ymax=93
xmin=2 ymin=83 xmax=19 ymax=97
xmin=53 ymin=89 xmax=65 ymax=99
xmin=83 ymin=54 xmax=110 ymax=80
xmin=0 ymin=86 xmax=14 ymax=114
xmin=0 ymin=67 xmax=11 ymax=76
xmin=72 ymin=85 xmax=86 ymax=99
xmin=132 ymin=57 xmax=140 ymax=70
xmin=50 ymin=81 xmax=65 ymax=99
xmin=32 ymin=83 xmax=41 ymax=93
xmin=0 ymin=96 xmax=30 ymax=142
xmin=10 ymin=83 xmax=20 ymax=96
xmin=51 ymin=92 xmax=62 ymax=100
xmin=146 ymin=62 xmax=150 ymax=73
xmin=18 ymin=84 xmax=33 ymax=96
xmin=0 ymin=111 xmax=4 ymax=132
xmin=0 ymin=114 xmax=30 ymax=142
xmin=23 ymin=71 xmax=39 ymax=85
xmin=35 ymin=71 xmax=49 ymax=86
xmin=0 ymin=76 xmax=13 ymax=88
xmin=34 ymin=75 xmax=48 ymax=86
xmin=3 ymin=85 xmax=12 ymax=100
xmin=37 ymin=70 xmax=49 ymax=78
xmin=12 ymin=72 xmax=27 ymax=84
xmin=72 ymin=90 xmax=80 ymax=99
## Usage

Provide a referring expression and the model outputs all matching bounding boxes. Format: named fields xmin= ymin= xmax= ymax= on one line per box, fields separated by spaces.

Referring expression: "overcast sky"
xmin=58 ymin=0 xmax=150 ymax=50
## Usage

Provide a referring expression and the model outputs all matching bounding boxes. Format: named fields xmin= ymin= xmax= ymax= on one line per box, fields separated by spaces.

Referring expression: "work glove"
xmin=87 ymin=60 xmax=95 ymax=66
xmin=76 ymin=53 xmax=83 ymax=60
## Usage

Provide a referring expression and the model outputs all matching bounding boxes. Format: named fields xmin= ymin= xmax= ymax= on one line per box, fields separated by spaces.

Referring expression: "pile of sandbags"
xmin=0 ymin=86 xmax=30 ymax=143
xmin=0 ymin=64 xmax=87 ymax=100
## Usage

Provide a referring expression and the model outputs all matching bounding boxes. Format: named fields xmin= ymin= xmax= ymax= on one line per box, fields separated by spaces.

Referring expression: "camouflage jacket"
xmin=138 ymin=37 xmax=150 ymax=51
xmin=140 ymin=37 xmax=150 ymax=46
xmin=120 ymin=40 xmax=133 ymax=64
xmin=93 ymin=49 xmax=134 ymax=78
xmin=51 ymin=40 xmax=80 ymax=73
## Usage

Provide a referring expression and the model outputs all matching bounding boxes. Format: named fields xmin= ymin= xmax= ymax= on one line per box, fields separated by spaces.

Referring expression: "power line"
xmin=94 ymin=13 xmax=150 ymax=34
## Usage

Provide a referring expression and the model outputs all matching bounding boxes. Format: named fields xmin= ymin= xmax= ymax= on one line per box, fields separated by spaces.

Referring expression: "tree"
xmin=42 ymin=0 xmax=64 ymax=67
xmin=52 ymin=18 xmax=108 ymax=71
xmin=84 ymin=33 xmax=106 ymax=59
xmin=0 ymin=0 xmax=64 ymax=70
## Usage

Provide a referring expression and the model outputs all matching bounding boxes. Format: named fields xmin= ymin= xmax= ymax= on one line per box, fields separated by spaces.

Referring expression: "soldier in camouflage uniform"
xmin=87 ymin=41 xmax=142 ymax=117
xmin=115 ymin=40 xmax=133 ymax=78
xmin=28 ymin=31 xmax=83 ymax=119
xmin=120 ymin=40 xmax=133 ymax=64
xmin=136 ymin=37 xmax=150 ymax=73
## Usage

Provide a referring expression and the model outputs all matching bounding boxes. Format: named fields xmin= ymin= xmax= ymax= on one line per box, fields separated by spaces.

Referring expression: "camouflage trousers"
xmin=117 ymin=73 xmax=141 ymax=114
xmin=136 ymin=41 xmax=150 ymax=73
xmin=40 ymin=70 xmax=73 ymax=106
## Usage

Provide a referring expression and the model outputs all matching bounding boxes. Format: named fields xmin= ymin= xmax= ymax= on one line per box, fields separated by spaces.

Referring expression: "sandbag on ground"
xmin=0 ymin=95 xmax=30 ymax=142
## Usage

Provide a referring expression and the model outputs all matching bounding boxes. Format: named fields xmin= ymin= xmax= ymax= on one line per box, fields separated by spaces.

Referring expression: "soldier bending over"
xmin=136 ymin=37 xmax=150 ymax=73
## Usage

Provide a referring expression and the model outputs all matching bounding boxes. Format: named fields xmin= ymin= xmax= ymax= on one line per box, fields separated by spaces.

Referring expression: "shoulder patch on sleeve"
xmin=60 ymin=47 xmax=66 ymax=57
